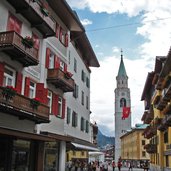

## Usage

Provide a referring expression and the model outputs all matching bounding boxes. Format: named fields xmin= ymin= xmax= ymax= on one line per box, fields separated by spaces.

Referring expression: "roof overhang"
xmin=71 ymin=31 xmax=100 ymax=67
xmin=47 ymin=0 xmax=84 ymax=32
xmin=71 ymin=142 xmax=99 ymax=151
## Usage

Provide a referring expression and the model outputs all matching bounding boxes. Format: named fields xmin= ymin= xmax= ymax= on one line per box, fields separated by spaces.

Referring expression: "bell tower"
xmin=114 ymin=50 xmax=131 ymax=162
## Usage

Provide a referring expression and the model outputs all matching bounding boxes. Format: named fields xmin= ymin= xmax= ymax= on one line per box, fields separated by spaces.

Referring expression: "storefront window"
xmin=11 ymin=140 xmax=30 ymax=171
xmin=44 ymin=142 xmax=59 ymax=171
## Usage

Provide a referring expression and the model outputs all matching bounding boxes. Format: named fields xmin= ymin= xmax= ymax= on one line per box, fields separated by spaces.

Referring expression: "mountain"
xmin=97 ymin=129 xmax=115 ymax=148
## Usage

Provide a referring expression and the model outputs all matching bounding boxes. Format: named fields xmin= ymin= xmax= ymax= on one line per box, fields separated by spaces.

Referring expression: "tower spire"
xmin=121 ymin=48 xmax=123 ymax=60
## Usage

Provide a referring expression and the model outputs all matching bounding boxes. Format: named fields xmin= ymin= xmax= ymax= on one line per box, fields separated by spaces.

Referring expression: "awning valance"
xmin=71 ymin=142 xmax=99 ymax=151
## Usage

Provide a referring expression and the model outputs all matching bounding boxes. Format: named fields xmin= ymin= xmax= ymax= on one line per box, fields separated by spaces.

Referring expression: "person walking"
xmin=117 ymin=160 xmax=122 ymax=171
xmin=112 ymin=161 xmax=115 ymax=171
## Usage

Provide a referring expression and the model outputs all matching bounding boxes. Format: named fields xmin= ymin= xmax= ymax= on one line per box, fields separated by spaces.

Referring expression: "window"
xmin=81 ymin=117 xmax=85 ymax=131
xmin=47 ymin=90 xmax=52 ymax=113
xmin=74 ymin=58 xmax=77 ymax=72
xmin=85 ymin=120 xmax=89 ymax=133
xmin=166 ymin=155 xmax=169 ymax=167
xmin=72 ymin=111 xmax=77 ymax=127
xmin=73 ymin=84 xmax=78 ymax=98
xmin=81 ymin=70 xmax=85 ymax=82
xmin=49 ymin=52 xmax=55 ymax=69
xmin=86 ymin=96 xmax=89 ymax=109
xmin=3 ymin=66 xmax=16 ymax=87
xmin=29 ymin=81 xmax=36 ymax=98
xmin=164 ymin=131 xmax=168 ymax=143
xmin=7 ymin=13 xmax=22 ymax=34
xmin=142 ymin=151 xmax=146 ymax=157
xmin=142 ymin=140 xmax=145 ymax=146
xmin=81 ymin=91 xmax=84 ymax=105
xmin=60 ymin=60 xmax=65 ymax=71
xmin=81 ymin=151 xmax=84 ymax=156
xmin=67 ymin=107 xmax=71 ymax=124
xmin=120 ymin=98 xmax=126 ymax=107
xmin=58 ymin=97 xmax=62 ymax=117
xmin=86 ymin=77 xmax=90 ymax=88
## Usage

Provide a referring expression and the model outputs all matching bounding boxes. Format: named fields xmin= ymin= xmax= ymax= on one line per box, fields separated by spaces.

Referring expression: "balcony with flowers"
xmin=144 ymin=144 xmax=157 ymax=154
xmin=47 ymin=69 xmax=74 ymax=92
xmin=0 ymin=86 xmax=49 ymax=123
xmin=6 ymin=0 xmax=56 ymax=37
xmin=0 ymin=31 xmax=39 ymax=66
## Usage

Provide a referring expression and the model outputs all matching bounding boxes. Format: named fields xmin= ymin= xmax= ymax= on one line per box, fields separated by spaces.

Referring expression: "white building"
xmin=114 ymin=51 xmax=131 ymax=162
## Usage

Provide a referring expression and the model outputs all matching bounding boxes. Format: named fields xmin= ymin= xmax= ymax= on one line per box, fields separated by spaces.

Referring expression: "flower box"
xmin=22 ymin=36 xmax=34 ymax=48
xmin=30 ymin=97 xmax=41 ymax=110
xmin=2 ymin=86 xmax=17 ymax=101
xmin=65 ymin=71 xmax=73 ymax=79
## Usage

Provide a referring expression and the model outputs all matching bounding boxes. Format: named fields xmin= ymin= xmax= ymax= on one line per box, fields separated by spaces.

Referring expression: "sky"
xmin=66 ymin=0 xmax=171 ymax=136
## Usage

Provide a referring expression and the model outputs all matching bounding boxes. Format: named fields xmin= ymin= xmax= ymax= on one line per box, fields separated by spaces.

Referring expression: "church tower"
xmin=114 ymin=50 xmax=131 ymax=162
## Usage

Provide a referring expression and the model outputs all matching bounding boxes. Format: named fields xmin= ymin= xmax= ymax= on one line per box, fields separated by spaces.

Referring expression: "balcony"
xmin=47 ymin=69 xmax=74 ymax=92
xmin=144 ymin=126 xmax=157 ymax=139
xmin=7 ymin=0 xmax=56 ymax=37
xmin=157 ymin=117 xmax=168 ymax=131
xmin=0 ymin=86 xmax=49 ymax=123
xmin=156 ymin=96 xmax=168 ymax=110
xmin=142 ymin=110 xmax=154 ymax=124
xmin=93 ymin=125 xmax=98 ymax=135
xmin=144 ymin=144 xmax=157 ymax=154
xmin=0 ymin=31 xmax=38 ymax=66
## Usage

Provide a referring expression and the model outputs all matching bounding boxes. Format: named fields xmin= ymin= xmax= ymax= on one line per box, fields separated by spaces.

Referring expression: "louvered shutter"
xmin=52 ymin=93 xmax=58 ymax=116
xmin=45 ymin=48 xmax=50 ymax=68
xmin=32 ymin=34 xmax=40 ymax=49
xmin=54 ymin=55 xmax=60 ymax=69
xmin=14 ymin=17 xmax=22 ymax=34
xmin=24 ymin=77 xmax=30 ymax=97
xmin=64 ymin=63 xmax=67 ymax=73
xmin=59 ymin=27 xmax=63 ymax=42
xmin=7 ymin=14 xmax=15 ymax=31
xmin=56 ymin=24 xmax=59 ymax=38
xmin=65 ymin=33 xmax=69 ymax=47
xmin=15 ymin=72 xmax=23 ymax=94
xmin=44 ymin=88 xmax=48 ymax=105
xmin=0 ymin=63 xmax=4 ymax=86
xmin=35 ymin=83 xmax=44 ymax=103
xmin=62 ymin=98 xmax=66 ymax=119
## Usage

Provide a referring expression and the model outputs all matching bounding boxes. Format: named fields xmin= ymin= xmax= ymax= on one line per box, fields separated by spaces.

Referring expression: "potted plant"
xmin=40 ymin=2 xmax=49 ymax=16
xmin=30 ymin=97 xmax=41 ymax=110
xmin=2 ymin=86 xmax=17 ymax=101
xmin=22 ymin=36 xmax=34 ymax=48
xmin=65 ymin=71 xmax=73 ymax=79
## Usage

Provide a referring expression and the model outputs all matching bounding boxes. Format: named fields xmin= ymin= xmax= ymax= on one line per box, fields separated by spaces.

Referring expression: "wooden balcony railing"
xmin=0 ymin=31 xmax=39 ymax=66
xmin=144 ymin=126 xmax=157 ymax=139
xmin=6 ymin=0 xmax=56 ymax=37
xmin=47 ymin=69 xmax=74 ymax=92
xmin=0 ymin=87 xmax=50 ymax=123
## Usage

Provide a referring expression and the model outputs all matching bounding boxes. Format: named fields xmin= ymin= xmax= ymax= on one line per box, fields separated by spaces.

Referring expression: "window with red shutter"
xmin=35 ymin=83 xmax=45 ymax=103
xmin=62 ymin=98 xmax=66 ymax=119
xmin=65 ymin=33 xmax=69 ymax=47
xmin=32 ymin=33 xmax=40 ymax=50
xmin=0 ymin=63 xmax=4 ymax=86
xmin=46 ymin=48 xmax=51 ymax=68
xmin=52 ymin=93 xmax=58 ymax=116
xmin=7 ymin=13 xmax=22 ymax=34
xmin=15 ymin=72 xmax=23 ymax=94
xmin=24 ymin=77 xmax=30 ymax=97
xmin=54 ymin=55 xmax=60 ymax=69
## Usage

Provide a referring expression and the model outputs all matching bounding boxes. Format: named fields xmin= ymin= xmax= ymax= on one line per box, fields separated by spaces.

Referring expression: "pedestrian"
xmin=112 ymin=161 xmax=115 ymax=171
xmin=128 ymin=161 xmax=133 ymax=171
xmin=103 ymin=161 xmax=108 ymax=171
xmin=68 ymin=160 xmax=72 ymax=171
xmin=92 ymin=161 xmax=96 ymax=171
xmin=118 ymin=160 xmax=122 ymax=171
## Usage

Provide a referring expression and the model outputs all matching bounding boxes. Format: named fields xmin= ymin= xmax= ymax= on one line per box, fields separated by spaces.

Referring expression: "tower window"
xmin=120 ymin=98 xmax=126 ymax=107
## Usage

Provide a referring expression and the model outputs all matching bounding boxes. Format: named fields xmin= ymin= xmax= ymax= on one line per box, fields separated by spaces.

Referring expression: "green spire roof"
xmin=117 ymin=50 xmax=127 ymax=77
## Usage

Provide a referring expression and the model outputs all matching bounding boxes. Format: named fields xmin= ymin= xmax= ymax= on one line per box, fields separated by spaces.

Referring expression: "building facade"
xmin=0 ymin=0 xmax=99 ymax=170
xmin=120 ymin=124 xmax=150 ymax=168
xmin=115 ymin=51 xmax=131 ymax=162
xmin=141 ymin=54 xmax=171 ymax=171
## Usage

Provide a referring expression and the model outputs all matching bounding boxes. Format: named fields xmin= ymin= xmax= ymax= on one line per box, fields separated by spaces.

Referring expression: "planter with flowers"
xmin=40 ymin=3 xmax=49 ymax=16
xmin=30 ymin=97 xmax=41 ymax=110
xmin=2 ymin=86 xmax=17 ymax=101
xmin=22 ymin=36 xmax=35 ymax=49
xmin=65 ymin=71 xmax=73 ymax=79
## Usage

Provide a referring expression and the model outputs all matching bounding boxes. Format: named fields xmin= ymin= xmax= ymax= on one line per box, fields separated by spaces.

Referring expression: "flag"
xmin=122 ymin=107 xmax=130 ymax=120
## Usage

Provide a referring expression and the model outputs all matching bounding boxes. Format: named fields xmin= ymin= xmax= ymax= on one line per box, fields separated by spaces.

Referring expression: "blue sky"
xmin=66 ymin=0 xmax=171 ymax=136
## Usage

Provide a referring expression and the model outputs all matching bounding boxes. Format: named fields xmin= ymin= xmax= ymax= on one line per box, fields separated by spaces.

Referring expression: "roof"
xmin=117 ymin=54 xmax=127 ymax=78
xmin=47 ymin=0 xmax=84 ymax=32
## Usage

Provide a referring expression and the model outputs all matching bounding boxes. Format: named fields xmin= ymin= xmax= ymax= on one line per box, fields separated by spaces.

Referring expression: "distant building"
xmin=141 ymin=54 xmax=171 ymax=171
xmin=115 ymin=50 xmax=131 ymax=162
xmin=120 ymin=124 xmax=150 ymax=168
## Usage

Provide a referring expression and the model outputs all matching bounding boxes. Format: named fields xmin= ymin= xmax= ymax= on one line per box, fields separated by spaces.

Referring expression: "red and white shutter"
xmin=56 ymin=24 xmax=59 ymax=38
xmin=32 ymin=34 xmax=40 ymax=49
xmin=45 ymin=48 xmax=51 ymax=68
xmin=59 ymin=27 xmax=63 ymax=42
xmin=35 ymin=83 xmax=45 ymax=103
xmin=0 ymin=62 xmax=4 ymax=86
xmin=65 ymin=33 xmax=69 ymax=47
xmin=54 ymin=55 xmax=60 ymax=69
xmin=62 ymin=98 xmax=66 ymax=119
xmin=24 ymin=77 xmax=30 ymax=97
xmin=44 ymin=88 xmax=48 ymax=105
xmin=15 ymin=72 xmax=23 ymax=94
xmin=52 ymin=93 xmax=58 ymax=116
xmin=64 ymin=63 xmax=67 ymax=73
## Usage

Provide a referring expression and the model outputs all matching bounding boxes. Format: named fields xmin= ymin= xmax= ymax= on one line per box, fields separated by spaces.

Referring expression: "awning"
xmin=71 ymin=142 xmax=99 ymax=151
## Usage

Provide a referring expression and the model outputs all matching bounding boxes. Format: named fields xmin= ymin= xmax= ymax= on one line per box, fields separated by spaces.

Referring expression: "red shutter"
xmin=65 ymin=33 xmax=69 ymax=47
xmin=56 ymin=24 xmax=59 ymax=38
xmin=46 ymin=48 xmax=51 ymax=68
xmin=44 ymin=88 xmax=48 ymax=105
xmin=0 ymin=63 xmax=4 ymax=86
xmin=7 ymin=14 xmax=15 ymax=31
xmin=62 ymin=98 xmax=66 ymax=119
xmin=52 ymin=93 xmax=58 ymax=116
xmin=24 ymin=77 xmax=30 ymax=97
xmin=54 ymin=55 xmax=60 ymax=69
xmin=14 ymin=17 xmax=22 ymax=34
xmin=64 ymin=63 xmax=67 ymax=73
xmin=59 ymin=27 xmax=63 ymax=42
xmin=15 ymin=72 xmax=23 ymax=94
xmin=35 ymin=83 xmax=45 ymax=103
xmin=32 ymin=34 xmax=40 ymax=49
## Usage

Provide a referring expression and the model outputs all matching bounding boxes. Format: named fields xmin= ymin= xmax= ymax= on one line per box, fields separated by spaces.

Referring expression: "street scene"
xmin=0 ymin=0 xmax=171 ymax=171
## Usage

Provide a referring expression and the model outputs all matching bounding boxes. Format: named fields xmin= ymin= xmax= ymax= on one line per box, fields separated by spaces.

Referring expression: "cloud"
xmin=81 ymin=19 xmax=93 ymax=26
xmin=112 ymin=46 xmax=120 ymax=53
